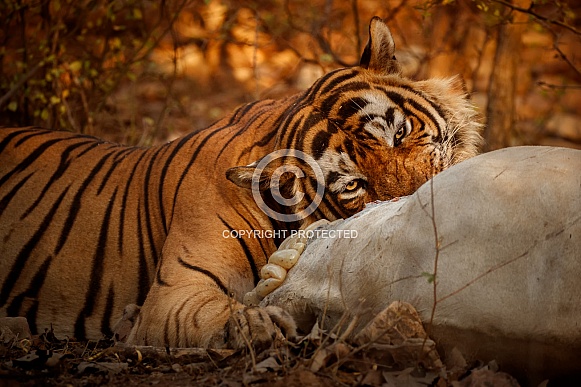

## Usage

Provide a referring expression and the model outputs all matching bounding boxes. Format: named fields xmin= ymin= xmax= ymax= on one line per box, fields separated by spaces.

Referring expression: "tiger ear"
xmin=226 ymin=163 xmax=265 ymax=190
xmin=226 ymin=160 xmax=297 ymax=192
xmin=359 ymin=16 xmax=401 ymax=75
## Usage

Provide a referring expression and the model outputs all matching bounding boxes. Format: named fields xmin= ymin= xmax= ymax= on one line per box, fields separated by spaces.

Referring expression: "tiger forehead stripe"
xmin=379 ymin=85 xmax=448 ymax=132
xmin=304 ymin=68 xmax=361 ymax=102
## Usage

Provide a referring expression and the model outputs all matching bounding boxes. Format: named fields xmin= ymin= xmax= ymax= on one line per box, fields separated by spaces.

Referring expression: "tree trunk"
xmin=485 ymin=0 xmax=530 ymax=151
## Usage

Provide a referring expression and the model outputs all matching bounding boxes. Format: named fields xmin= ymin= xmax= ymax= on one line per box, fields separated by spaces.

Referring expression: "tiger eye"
xmin=345 ymin=180 xmax=359 ymax=191
xmin=395 ymin=127 xmax=405 ymax=140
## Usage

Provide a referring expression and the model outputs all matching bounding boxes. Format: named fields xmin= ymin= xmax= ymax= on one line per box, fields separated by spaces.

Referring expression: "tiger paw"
xmin=227 ymin=305 xmax=297 ymax=350
xmin=243 ymin=219 xmax=330 ymax=306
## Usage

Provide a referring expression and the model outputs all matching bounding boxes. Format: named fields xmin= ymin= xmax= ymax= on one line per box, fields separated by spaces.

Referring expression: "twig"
xmin=226 ymin=295 xmax=257 ymax=371
xmin=325 ymin=313 xmax=434 ymax=374
xmin=351 ymin=0 xmax=361 ymax=55
xmin=0 ymin=62 xmax=43 ymax=109
xmin=537 ymin=81 xmax=581 ymax=90
xmin=93 ymin=0 xmax=190 ymax=118
xmin=252 ymin=10 xmax=260 ymax=99
xmin=437 ymin=250 xmax=529 ymax=304
xmin=424 ymin=176 xmax=439 ymax=343
xmin=150 ymin=6 xmax=182 ymax=146
xmin=490 ymin=0 xmax=581 ymax=36
xmin=551 ymin=38 xmax=581 ymax=79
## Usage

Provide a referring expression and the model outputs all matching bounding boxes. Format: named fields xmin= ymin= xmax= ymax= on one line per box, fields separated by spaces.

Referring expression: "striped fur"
xmin=0 ymin=18 xmax=482 ymax=348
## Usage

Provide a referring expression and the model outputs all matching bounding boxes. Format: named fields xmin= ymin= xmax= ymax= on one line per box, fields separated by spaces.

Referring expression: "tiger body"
xmin=0 ymin=18 xmax=482 ymax=348
xmin=0 ymin=98 xmax=296 ymax=344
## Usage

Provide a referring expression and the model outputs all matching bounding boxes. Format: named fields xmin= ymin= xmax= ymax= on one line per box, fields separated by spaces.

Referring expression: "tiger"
xmin=0 ymin=17 xmax=482 ymax=349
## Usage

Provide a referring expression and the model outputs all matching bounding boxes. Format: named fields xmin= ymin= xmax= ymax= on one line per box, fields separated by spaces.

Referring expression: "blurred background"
xmin=1 ymin=0 xmax=580 ymax=150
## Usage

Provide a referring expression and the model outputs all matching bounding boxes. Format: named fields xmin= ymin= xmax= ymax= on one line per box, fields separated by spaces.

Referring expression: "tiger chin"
xmin=0 ymin=17 xmax=482 ymax=350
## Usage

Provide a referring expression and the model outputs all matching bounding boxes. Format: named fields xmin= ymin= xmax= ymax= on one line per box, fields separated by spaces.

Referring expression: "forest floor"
xmin=0 ymin=324 xmax=528 ymax=387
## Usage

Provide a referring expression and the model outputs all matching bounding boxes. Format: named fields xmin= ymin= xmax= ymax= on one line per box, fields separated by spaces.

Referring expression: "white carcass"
xmin=261 ymin=146 xmax=581 ymax=384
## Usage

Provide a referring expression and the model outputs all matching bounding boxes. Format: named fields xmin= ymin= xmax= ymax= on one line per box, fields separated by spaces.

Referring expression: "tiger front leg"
xmin=126 ymin=278 xmax=297 ymax=349
xmin=244 ymin=219 xmax=330 ymax=306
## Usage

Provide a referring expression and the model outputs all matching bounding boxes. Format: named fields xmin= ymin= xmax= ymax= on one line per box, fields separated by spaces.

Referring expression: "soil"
xmin=1 ymin=326 xmax=525 ymax=387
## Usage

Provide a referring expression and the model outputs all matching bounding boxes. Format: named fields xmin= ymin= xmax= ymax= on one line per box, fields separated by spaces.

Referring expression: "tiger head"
xmin=227 ymin=17 xmax=482 ymax=226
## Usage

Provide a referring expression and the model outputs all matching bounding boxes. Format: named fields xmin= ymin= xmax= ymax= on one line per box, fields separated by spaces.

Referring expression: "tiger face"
xmin=227 ymin=17 xmax=482 ymax=224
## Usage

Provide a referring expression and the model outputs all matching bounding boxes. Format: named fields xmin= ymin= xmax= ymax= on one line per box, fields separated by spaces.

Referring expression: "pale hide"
xmin=261 ymin=146 xmax=581 ymax=384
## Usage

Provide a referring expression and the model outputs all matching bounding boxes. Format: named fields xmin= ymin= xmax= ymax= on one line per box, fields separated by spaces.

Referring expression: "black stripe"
xmin=382 ymin=87 xmax=445 ymax=141
xmin=319 ymin=198 xmax=345 ymax=220
xmin=0 ymin=172 xmax=34 ymax=218
xmin=170 ymin=127 xmax=224 ymax=223
xmin=282 ymin=112 xmax=307 ymax=150
xmin=236 ymin=111 xmax=287 ymax=164
xmin=0 ymin=138 xmax=63 ymax=188
xmin=156 ymin=134 xmax=196 ymax=234
xmin=296 ymin=110 xmax=326 ymax=151
xmin=310 ymin=69 xmax=355 ymax=100
xmin=191 ymin=296 xmax=219 ymax=329
xmin=118 ymin=151 xmax=148 ymax=255
xmin=25 ymin=300 xmax=39 ymax=335
xmin=177 ymin=256 xmax=229 ymax=294
xmin=74 ymin=188 xmax=118 ymax=340
xmin=75 ymin=141 xmax=100 ymax=159
xmin=6 ymin=254 xmax=53 ymax=334
xmin=142 ymin=146 xmax=168 ymax=262
xmin=215 ymin=100 xmax=279 ymax=162
xmin=96 ymin=147 xmax=134 ymax=195
xmin=20 ymin=141 xmax=95 ymax=220
xmin=385 ymin=83 xmax=448 ymax=125
xmin=219 ymin=216 xmax=260 ymax=286
xmin=100 ymin=284 xmax=115 ymax=337
xmin=343 ymin=138 xmax=355 ymax=159
xmin=55 ymin=151 xmax=115 ymax=255
xmin=311 ymin=127 xmax=332 ymax=160
xmin=163 ymin=308 xmax=172 ymax=345
xmin=155 ymin=264 xmax=168 ymax=287
xmin=227 ymin=100 xmax=261 ymax=126
xmin=0 ymin=128 xmax=38 ymax=154
xmin=0 ymin=186 xmax=70 ymax=307
xmin=337 ymin=97 xmax=370 ymax=121
xmin=403 ymin=98 xmax=443 ymax=142
xmin=12 ymin=128 xmax=52 ymax=147
xmin=240 ymin=212 xmax=270 ymax=261
xmin=319 ymin=82 xmax=371 ymax=117
xmin=136 ymin=196 xmax=152 ymax=303
xmin=173 ymin=297 xmax=190 ymax=346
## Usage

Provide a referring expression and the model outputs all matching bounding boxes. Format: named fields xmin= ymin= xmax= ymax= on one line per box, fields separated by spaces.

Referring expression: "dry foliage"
xmin=1 ymin=315 xmax=522 ymax=386
xmin=1 ymin=0 xmax=580 ymax=148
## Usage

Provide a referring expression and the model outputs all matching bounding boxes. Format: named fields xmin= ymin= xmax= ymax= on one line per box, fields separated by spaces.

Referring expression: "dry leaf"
xmin=255 ymin=356 xmax=281 ymax=373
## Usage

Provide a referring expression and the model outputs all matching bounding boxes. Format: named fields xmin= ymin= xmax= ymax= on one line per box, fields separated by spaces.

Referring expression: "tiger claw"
xmin=243 ymin=219 xmax=331 ymax=306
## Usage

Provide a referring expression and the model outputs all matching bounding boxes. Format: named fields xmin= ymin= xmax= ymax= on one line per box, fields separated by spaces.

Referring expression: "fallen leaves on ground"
xmin=0 ymin=315 xmax=523 ymax=387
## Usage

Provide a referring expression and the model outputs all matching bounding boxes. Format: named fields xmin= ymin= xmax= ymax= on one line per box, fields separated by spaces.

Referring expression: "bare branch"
xmin=424 ymin=176 xmax=439 ymax=343
xmin=490 ymin=0 xmax=581 ymax=36
xmin=436 ymin=250 xmax=529 ymax=304
xmin=0 ymin=62 xmax=43 ymax=109
xmin=551 ymin=37 xmax=581 ymax=79
xmin=537 ymin=81 xmax=581 ymax=90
